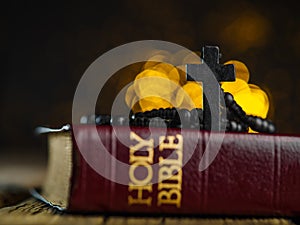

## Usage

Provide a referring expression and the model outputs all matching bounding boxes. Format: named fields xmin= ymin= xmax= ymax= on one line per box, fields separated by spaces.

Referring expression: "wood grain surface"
xmin=0 ymin=194 xmax=297 ymax=225
xmin=0 ymin=151 xmax=298 ymax=225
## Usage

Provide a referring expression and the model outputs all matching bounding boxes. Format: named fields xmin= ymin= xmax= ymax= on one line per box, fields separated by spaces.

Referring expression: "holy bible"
xmin=37 ymin=124 xmax=300 ymax=216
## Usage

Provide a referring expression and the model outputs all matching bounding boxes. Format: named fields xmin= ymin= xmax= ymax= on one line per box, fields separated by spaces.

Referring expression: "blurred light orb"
xmin=221 ymin=11 xmax=271 ymax=52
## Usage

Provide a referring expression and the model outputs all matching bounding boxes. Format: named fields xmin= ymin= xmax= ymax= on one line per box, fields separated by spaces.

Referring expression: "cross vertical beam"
xmin=186 ymin=46 xmax=235 ymax=131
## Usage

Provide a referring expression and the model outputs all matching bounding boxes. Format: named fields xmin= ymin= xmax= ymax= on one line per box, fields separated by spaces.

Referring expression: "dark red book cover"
xmin=44 ymin=125 xmax=300 ymax=216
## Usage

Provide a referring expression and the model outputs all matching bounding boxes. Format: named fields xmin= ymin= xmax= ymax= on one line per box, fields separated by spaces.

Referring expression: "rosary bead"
xmin=251 ymin=117 xmax=263 ymax=131
xmin=166 ymin=108 xmax=174 ymax=119
xmin=168 ymin=118 xmax=178 ymax=128
xmin=144 ymin=117 xmax=150 ymax=127
xmin=245 ymin=115 xmax=255 ymax=125
xmin=231 ymin=103 xmax=246 ymax=119
xmin=135 ymin=117 xmax=143 ymax=127
xmin=95 ymin=114 xmax=111 ymax=125
xmin=190 ymin=108 xmax=200 ymax=122
xmin=147 ymin=109 xmax=155 ymax=117
xmin=230 ymin=120 xmax=238 ymax=131
xmin=158 ymin=108 xmax=164 ymax=118
xmin=171 ymin=108 xmax=178 ymax=119
xmin=224 ymin=92 xmax=234 ymax=106
xmin=237 ymin=123 xmax=245 ymax=132
xmin=178 ymin=109 xmax=191 ymax=128
xmin=163 ymin=108 xmax=169 ymax=118
xmin=142 ymin=110 xmax=148 ymax=117
xmin=190 ymin=108 xmax=200 ymax=128
xmin=129 ymin=110 xmax=134 ymax=120
xmin=162 ymin=109 xmax=167 ymax=118
xmin=162 ymin=108 xmax=168 ymax=119
xmin=196 ymin=108 xmax=204 ymax=123
xmin=226 ymin=121 xmax=230 ymax=131
xmin=241 ymin=122 xmax=249 ymax=132
xmin=111 ymin=115 xmax=129 ymax=126
xmin=149 ymin=117 xmax=165 ymax=127
xmin=226 ymin=108 xmax=234 ymax=121
xmin=267 ymin=121 xmax=276 ymax=133
xmin=261 ymin=120 xmax=269 ymax=133
xmin=84 ymin=114 xmax=96 ymax=124
xmin=135 ymin=112 xmax=143 ymax=118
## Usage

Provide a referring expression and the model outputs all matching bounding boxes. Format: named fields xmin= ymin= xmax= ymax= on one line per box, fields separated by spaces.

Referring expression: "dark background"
xmin=2 ymin=0 xmax=300 ymax=152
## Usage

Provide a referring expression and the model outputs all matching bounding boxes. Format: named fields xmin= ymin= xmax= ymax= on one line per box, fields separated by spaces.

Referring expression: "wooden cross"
xmin=186 ymin=46 xmax=235 ymax=131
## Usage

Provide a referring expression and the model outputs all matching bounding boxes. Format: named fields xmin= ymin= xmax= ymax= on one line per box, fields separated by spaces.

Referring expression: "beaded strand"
xmin=85 ymin=92 xmax=276 ymax=133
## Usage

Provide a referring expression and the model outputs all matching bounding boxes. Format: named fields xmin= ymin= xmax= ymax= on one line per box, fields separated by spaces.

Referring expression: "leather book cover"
xmin=42 ymin=125 xmax=300 ymax=216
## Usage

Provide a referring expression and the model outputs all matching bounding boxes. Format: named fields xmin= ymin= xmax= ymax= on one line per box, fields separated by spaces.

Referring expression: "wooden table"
xmin=0 ymin=149 xmax=298 ymax=225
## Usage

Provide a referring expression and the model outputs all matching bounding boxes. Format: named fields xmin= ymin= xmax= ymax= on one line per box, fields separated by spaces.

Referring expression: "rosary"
xmin=87 ymin=46 xmax=276 ymax=134
xmin=94 ymin=91 xmax=275 ymax=133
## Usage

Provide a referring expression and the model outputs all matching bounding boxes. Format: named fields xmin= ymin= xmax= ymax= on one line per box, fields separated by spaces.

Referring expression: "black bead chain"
xmin=224 ymin=92 xmax=276 ymax=133
xmin=83 ymin=92 xmax=276 ymax=133
xmin=128 ymin=107 xmax=250 ymax=132
xmin=130 ymin=108 xmax=204 ymax=129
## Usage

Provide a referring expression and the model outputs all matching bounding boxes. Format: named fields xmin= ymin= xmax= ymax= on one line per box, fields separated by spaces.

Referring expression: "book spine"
xmin=69 ymin=125 xmax=300 ymax=216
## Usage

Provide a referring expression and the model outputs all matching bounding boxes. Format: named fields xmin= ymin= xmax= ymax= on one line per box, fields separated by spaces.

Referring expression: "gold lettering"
xmin=129 ymin=148 xmax=154 ymax=164
xmin=157 ymin=134 xmax=183 ymax=208
xmin=159 ymin=134 xmax=183 ymax=166
xmin=158 ymin=179 xmax=182 ymax=191
xmin=130 ymin=132 xmax=154 ymax=151
xmin=128 ymin=132 xmax=154 ymax=206
xmin=159 ymin=134 xmax=183 ymax=151
xmin=158 ymin=151 xmax=183 ymax=166
xmin=129 ymin=161 xmax=153 ymax=185
xmin=128 ymin=185 xmax=152 ymax=206
xmin=157 ymin=189 xmax=181 ymax=208
xmin=128 ymin=133 xmax=184 ymax=208
xmin=158 ymin=164 xmax=182 ymax=181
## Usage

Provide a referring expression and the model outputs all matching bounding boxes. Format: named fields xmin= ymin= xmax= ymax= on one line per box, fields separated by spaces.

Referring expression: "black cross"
xmin=186 ymin=46 xmax=235 ymax=131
